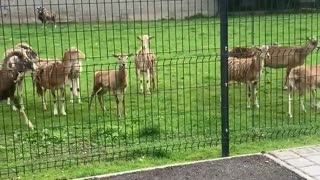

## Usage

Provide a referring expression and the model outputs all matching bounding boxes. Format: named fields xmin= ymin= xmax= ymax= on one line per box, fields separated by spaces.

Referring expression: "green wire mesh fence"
xmin=0 ymin=0 xmax=319 ymax=178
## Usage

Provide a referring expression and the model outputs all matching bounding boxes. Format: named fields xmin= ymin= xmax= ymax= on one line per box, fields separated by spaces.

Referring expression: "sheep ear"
xmin=137 ymin=36 xmax=142 ymax=40
xmin=149 ymin=36 xmax=154 ymax=40
xmin=127 ymin=53 xmax=134 ymax=57
xmin=113 ymin=54 xmax=119 ymax=58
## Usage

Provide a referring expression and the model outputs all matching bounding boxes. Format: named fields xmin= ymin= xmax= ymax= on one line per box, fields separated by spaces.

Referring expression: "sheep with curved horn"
xmin=3 ymin=43 xmax=38 ymax=110
xmin=0 ymin=51 xmax=38 ymax=129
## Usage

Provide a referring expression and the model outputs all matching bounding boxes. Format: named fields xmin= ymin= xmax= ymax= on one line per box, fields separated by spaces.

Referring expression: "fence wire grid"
xmin=0 ymin=0 xmax=319 ymax=178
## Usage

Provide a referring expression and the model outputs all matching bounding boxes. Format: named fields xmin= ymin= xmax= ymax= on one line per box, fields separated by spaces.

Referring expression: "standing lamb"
xmin=88 ymin=54 xmax=133 ymax=117
xmin=34 ymin=48 xmax=79 ymax=115
xmin=0 ymin=51 xmax=38 ymax=129
xmin=36 ymin=6 xmax=57 ymax=28
xmin=228 ymin=46 xmax=270 ymax=108
xmin=135 ymin=35 xmax=157 ymax=94
xmin=287 ymin=65 xmax=320 ymax=118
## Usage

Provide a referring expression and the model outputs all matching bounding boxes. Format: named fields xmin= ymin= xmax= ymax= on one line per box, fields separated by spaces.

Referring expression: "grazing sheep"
xmin=36 ymin=6 xmax=56 ymax=28
xmin=135 ymin=35 xmax=157 ymax=94
xmin=88 ymin=54 xmax=133 ymax=117
xmin=3 ymin=43 xmax=38 ymax=110
xmin=34 ymin=49 xmax=76 ymax=115
xmin=0 ymin=51 xmax=38 ymax=130
xmin=287 ymin=65 xmax=320 ymax=118
xmin=228 ymin=46 xmax=270 ymax=108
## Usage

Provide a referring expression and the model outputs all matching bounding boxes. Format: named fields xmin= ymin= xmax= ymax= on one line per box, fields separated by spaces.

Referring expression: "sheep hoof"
xmin=70 ymin=100 xmax=74 ymax=103
xmin=247 ymin=105 xmax=251 ymax=109
xmin=283 ymin=86 xmax=288 ymax=90
xmin=255 ymin=104 xmax=260 ymax=109
xmin=53 ymin=111 xmax=58 ymax=116
xmin=146 ymin=91 xmax=151 ymax=95
xmin=288 ymin=114 xmax=293 ymax=118
xmin=12 ymin=106 xmax=18 ymax=111
xmin=61 ymin=112 xmax=67 ymax=116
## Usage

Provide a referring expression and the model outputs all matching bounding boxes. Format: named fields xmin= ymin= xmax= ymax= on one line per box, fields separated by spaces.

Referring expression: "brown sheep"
xmin=228 ymin=46 xmax=270 ymax=108
xmin=34 ymin=49 xmax=78 ymax=115
xmin=89 ymin=54 xmax=133 ymax=117
xmin=287 ymin=65 xmax=320 ymax=118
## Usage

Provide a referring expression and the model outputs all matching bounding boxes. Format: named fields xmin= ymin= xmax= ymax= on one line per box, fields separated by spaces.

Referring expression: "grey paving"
xmin=271 ymin=145 xmax=320 ymax=180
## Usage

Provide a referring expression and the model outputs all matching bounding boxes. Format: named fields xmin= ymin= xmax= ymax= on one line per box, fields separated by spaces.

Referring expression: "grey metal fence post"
xmin=220 ymin=0 xmax=229 ymax=157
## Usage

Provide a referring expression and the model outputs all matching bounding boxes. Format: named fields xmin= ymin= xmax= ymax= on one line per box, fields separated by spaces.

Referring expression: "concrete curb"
xmin=75 ymin=144 xmax=320 ymax=180
xmin=74 ymin=153 xmax=262 ymax=180
xmin=264 ymin=154 xmax=314 ymax=180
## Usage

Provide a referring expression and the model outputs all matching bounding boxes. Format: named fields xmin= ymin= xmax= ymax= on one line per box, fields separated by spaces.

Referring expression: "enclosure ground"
xmin=80 ymin=155 xmax=304 ymax=180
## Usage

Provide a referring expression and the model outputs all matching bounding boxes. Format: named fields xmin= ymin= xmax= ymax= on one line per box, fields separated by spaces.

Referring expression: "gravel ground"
xmin=85 ymin=155 xmax=304 ymax=180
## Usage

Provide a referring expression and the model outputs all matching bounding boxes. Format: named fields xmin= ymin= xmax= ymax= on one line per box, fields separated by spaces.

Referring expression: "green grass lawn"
xmin=0 ymin=12 xmax=320 ymax=178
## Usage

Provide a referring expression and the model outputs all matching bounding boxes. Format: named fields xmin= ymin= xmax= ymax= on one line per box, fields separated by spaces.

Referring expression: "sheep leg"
xmin=288 ymin=89 xmax=293 ymax=118
xmin=42 ymin=89 xmax=47 ymax=111
xmin=121 ymin=90 xmax=126 ymax=117
xmin=12 ymin=81 xmax=24 ymax=111
xmin=88 ymin=93 xmax=95 ymax=111
xmin=246 ymin=83 xmax=252 ymax=108
xmin=7 ymin=98 xmax=10 ymax=105
xmin=76 ymin=77 xmax=82 ymax=104
xmin=283 ymin=67 xmax=292 ymax=90
xmin=151 ymin=69 xmax=156 ymax=91
xmin=11 ymin=96 xmax=34 ymax=130
xmin=98 ymin=95 xmax=106 ymax=111
xmin=300 ymin=97 xmax=307 ymax=113
xmin=60 ymin=88 xmax=66 ymax=116
xmin=137 ymin=70 xmax=144 ymax=94
xmin=145 ymin=70 xmax=151 ymax=95
xmin=114 ymin=94 xmax=121 ymax=118
xmin=253 ymin=82 xmax=259 ymax=109
xmin=51 ymin=90 xmax=58 ymax=116
xmin=311 ymin=89 xmax=319 ymax=110
xmin=69 ymin=78 xmax=75 ymax=103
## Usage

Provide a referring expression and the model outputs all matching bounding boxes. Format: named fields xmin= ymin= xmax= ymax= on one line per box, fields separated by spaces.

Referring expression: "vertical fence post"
xmin=220 ymin=0 xmax=229 ymax=157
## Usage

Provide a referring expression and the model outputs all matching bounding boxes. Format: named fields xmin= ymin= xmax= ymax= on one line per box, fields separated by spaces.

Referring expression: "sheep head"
xmin=15 ymin=42 xmax=39 ymax=62
xmin=36 ymin=6 xmax=45 ymax=14
xmin=4 ymin=51 xmax=38 ymax=72
xmin=113 ymin=53 xmax=133 ymax=68
xmin=137 ymin=35 xmax=154 ymax=50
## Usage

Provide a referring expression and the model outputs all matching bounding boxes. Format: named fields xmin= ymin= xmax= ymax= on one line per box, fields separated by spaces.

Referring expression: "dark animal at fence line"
xmin=36 ymin=6 xmax=57 ymax=28
xmin=89 ymin=54 xmax=133 ymax=118
xmin=288 ymin=65 xmax=320 ymax=118
xmin=0 ymin=51 xmax=38 ymax=130
xmin=135 ymin=35 xmax=157 ymax=94
xmin=3 ymin=43 xmax=38 ymax=110
xmin=34 ymin=48 xmax=82 ymax=115
xmin=228 ymin=46 xmax=270 ymax=109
